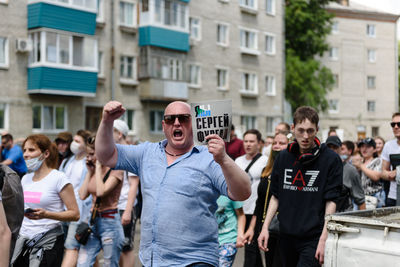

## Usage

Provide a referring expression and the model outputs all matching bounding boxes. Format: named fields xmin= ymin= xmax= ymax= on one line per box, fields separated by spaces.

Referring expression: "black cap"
xmin=358 ymin=137 xmax=376 ymax=148
xmin=326 ymin=136 xmax=342 ymax=148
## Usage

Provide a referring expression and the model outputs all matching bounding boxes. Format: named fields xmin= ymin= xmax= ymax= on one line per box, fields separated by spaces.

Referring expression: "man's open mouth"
xmin=173 ymin=129 xmax=183 ymax=137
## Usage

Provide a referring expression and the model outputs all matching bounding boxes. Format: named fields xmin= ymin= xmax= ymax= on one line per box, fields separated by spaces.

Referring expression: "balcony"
xmin=139 ymin=26 xmax=189 ymax=52
xmin=28 ymin=66 xmax=97 ymax=97
xmin=140 ymin=79 xmax=188 ymax=101
xmin=28 ymin=2 xmax=96 ymax=35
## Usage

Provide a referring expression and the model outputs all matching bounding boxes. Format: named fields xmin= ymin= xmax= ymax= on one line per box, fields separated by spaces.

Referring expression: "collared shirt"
xmin=115 ymin=140 xmax=228 ymax=267
xmin=2 ymin=145 xmax=27 ymax=174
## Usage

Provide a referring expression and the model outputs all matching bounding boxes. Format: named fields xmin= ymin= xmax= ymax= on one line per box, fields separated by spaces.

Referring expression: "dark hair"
xmin=243 ymin=129 xmax=262 ymax=142
xmin=342 ymin=140 xmax=355 ymax=155
xmin=277 ymin=122 xmax=290 ymax=132
xmin=85 ymin=134 xmax=96 ymax=151
xmin=76 ymin=130 xmax=91 ymax=144
xmin=392 ymin=112 xmax=400 ymax=119
xmin=231 ymin=124 xmax=235 ymax=131
xmin=23 ymin=134 xmax=59 ymax=169
xmin=293 ymin=106 xmax=319 ymax=126
xmin=2 ymin=133 xmax=13 ymax=142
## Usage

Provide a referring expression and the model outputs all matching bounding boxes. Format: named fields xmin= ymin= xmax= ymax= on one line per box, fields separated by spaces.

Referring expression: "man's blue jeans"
xmin=77 ymin=213 xmax=124 ymax=267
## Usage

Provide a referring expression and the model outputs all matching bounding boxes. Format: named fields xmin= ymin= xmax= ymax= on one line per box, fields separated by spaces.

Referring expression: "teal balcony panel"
xmin=28 ymin=67 xmax=97 ymax=97
xmin=28 ymin=2 xmax=96 ymax=35
xmin=179 ymin=0 xmax=190 ymax=2
xmin=139 ymin=26 xmax=189 ymax=52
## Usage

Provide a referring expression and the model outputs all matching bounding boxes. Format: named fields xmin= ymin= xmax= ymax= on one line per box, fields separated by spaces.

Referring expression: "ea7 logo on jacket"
xmin=283 ymin=169 xmax=320 ymax=192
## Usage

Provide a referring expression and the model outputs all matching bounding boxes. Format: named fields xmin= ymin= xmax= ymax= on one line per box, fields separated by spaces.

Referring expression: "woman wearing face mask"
xmin=60 ymin=129 xmax=91 ymax=267
xmin=244 ymin=132 xmax=289 ymax=267
xmin=11 ymin=134 xmax=79 ymax=267
xmin=77 ymin=135 xmax=124 ymax=267
xmin=353 ymin=138 xmax=385 ymax=208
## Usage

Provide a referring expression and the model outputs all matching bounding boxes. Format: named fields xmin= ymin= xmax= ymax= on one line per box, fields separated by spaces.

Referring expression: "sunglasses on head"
xmin=87 ymin=136 xmax=96 ymax=145
xmin=163 ymin=114 xmax=191 ymax=124
xmin=391 ymin=122 xmax=400 ymax=128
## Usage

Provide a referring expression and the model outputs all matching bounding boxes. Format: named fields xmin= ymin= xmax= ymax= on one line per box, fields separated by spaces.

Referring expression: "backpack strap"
xmin=245 ymin=153 xmax=262 ymax=173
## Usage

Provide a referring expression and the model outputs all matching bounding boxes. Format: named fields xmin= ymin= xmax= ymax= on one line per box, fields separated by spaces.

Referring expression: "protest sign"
xmin=191 ymin=100 xmax=232 ymax=145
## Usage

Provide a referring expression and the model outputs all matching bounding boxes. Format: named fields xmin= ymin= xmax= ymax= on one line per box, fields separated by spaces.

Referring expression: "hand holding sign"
xmin=206 ymin=134 xmax=228 ymax=165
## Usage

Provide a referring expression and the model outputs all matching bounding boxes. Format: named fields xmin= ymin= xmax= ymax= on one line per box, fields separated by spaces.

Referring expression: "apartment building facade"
xmin=320 ymin=1 xmax=399 ymax=141
xmin=0 ymin=0 xmax=285 ymax=141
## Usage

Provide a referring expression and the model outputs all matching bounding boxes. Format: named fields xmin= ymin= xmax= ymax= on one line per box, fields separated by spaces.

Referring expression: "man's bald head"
xmin=164 ymin=101 xmax=191 ymax=115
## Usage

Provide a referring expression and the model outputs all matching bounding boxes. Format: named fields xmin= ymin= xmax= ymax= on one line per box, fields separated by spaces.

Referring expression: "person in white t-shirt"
xmin=234 ymin=129 xmax=268 ymax=267
xmin=61 ymin=129 xmax=91 ymax=267
xmin=0 ymin=189 xmax=11 ymax=267
xmin=381 ymin=113 xmax=400 ymax=206
xmin=113 ymin=120 xmax=139 ymax=267
xmin=11 ymin=134 xmax=79 ymax=266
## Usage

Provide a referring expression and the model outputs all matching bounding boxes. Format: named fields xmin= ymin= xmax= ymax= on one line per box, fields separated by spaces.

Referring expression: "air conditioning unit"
xmin=16 ymin=38 xmax=32 ymax=52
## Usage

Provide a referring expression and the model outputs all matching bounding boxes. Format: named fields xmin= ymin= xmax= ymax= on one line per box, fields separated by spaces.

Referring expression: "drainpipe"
xmin=111 ymin=0 xmax=115 ymax=100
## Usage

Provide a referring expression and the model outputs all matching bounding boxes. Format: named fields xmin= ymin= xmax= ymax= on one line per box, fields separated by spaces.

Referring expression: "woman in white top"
xmin=11 ymin=134 xmax=79 ymax=267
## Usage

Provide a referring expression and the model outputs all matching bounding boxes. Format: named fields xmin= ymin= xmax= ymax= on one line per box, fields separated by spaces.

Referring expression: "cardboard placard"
xmin=191 ymin=100 xmax=232 ymax=145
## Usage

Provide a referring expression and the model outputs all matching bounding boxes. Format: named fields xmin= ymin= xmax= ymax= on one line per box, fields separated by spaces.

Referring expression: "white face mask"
xmin=26 ymin=155 xmax=44 ymax=173
xmin=70 ymin=141 xmax=82 ymax=155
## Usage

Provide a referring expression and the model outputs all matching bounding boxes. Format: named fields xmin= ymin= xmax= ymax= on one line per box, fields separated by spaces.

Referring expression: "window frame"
xmin=150 ymin=110 xmax=164 ymax=134
xmin=96 ymin=0 xmax=105 ymax=23
xmin=0 ymin=103 xmax=9 ymax=131
xmin=265 ymin=0 xmax=275 ymax=15
xmin=239 ymin=0 xmax=257 ymax=11
xmin=119 ymin=108 xmax=136 ymax=134
xmin=188 ymin=63 xmax=201 ymax=88
xmin=216 ymin=22 xmax=229 ymax=47
xmin=119 ymin=1 xmax=137 ymax=28
xmin=98 ymin=50 xmax=104 ymax=77
xmin=331 ymin=21 xmax=339 ymax=34
xmin=189 ymin=17 xmax=201 ymax=41
xmin=367 ymin=75 xmax=376 ymax=89
xmin=265 ymin=74 xmax=276 ymax=96
xmin=32 ymin=104 xmax=68 ymax=133
xmin=216 ymin=66 xmax=229 ymax=91
xmin=241 ymin=115 xmax=257 ymax=131
xmin=239 ymin=27 xmax=259 ymax=55
xmin=28 ymin=0 xmax=97 ymax=13
xmin=366 ymin=24 xmax=376 ymax=38
xmin=367 ymin=100 xmax=376 ymax=112
xmin=328 ymin=99 xmax=339 ymax=114
xmin=240 ymin=71 xmax=258 ymax=95
xmin=120 ymin=55 xmax=138 ymax=84
xmin=0 ymin=36 xmax=8 ymax=69
xmin=329 ymin=47 xmax=339 ymax=61
xmin=367 ymin=49 xmax=376 ymax=63
xmin=264 ymin=32 xmax=276 ymax=55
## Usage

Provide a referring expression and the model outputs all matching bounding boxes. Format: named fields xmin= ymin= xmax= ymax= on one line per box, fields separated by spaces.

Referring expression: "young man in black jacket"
xmin=258 ymin=106 xmax=342 ymax=266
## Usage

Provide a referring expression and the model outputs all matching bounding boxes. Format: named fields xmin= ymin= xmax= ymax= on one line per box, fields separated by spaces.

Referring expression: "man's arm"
xmin=315 ymin=200 xmax=336 ymax=265
xmin=381 ymin=159 xmax=396 ymax=181
xmin=121 ymin=175 xmax=139 ymax=226
xmin=258 ymin=195 xmax=279 ymax=251
xmin=206 ymin=134 xmax=251 ymax=201
xmin=0 ymin=201 xmax=11 ymax=267
xmin=95 ymin=101 xmax=126 ymax=168
xmin=0 ymin=159 xmax=12 ymax=166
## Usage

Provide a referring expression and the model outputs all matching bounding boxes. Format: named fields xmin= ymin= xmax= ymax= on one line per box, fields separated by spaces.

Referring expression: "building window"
xmin=367 ymin=24 xmax=376 ymax=37
xmin=98 ymin=51 xmax=104 ymax=77
xmin=97 ymin=0 xmax=104 ymax=22
xmin=241 ymin=115 xmax=256 ymax=131
xmin=217 ymin=23 xmax=229 ymax=46
xmin=265 ymin=0 xmax=275 ymax=15
xmin=32 ymin=104 xmax=67 ymax=131
xmin=168 ymin=58 xmax=183 ymax=80
xmin=150 ymin=110 xmax=164 ymax=133
xmin=239 ymin=0 xmax=257 ymax=10
xmin=328 ymin=99 xmax=339 ymax=113
xmin=329 ymin=47 xmax=338 ymax=60
xmin=372 ymin=126 xmax=379 ymax=137
xmin=189 ymin=17 xmax=201 ymax=41
xmin=265 ymin=33 xmax=275 ymax=55
xmin=333 ymin=74 xmax=339 ymax=88
xmin=188 ymin=64 xmax=201 ymax=87
xmin=120 ymin=1 xmax=136 ymax=27
xmin=0 ymin=37 xmax=8 ymax=68
xmin=265 ymin=75 xmax=275 ymax=96
xmin=120 ymin=109 xmax=135 ymax=132
xmin=120 ymin=55 xmax=137 ymax=81
xmin=331 ymin=21 xmax=338 ymax=34
xmin=0 ymin=103 xmax=8 ymax=130
xmin=149 ymin=54 xmax=184 ymax=81
xmin=153 ymin=0 xmax=187 ymax=30
xmin=266 ymin=117 xmax=276 ymax=134
xmin=367 ymin=101 xmax=375 ymax=112
xmin=368 ymin=49 xmax=376 ymax=63
xmin=217 ymin=68 xmax=228 ymax=90
xmin=240 ymin=28 xmax=258 ymax=54
xmin=29 ymin=31 xmax=97 ymax=70
xmin=367 ymin=76 xmax=376 ymax=89
xmin=241 ymin=72 xmax=258 ymax=94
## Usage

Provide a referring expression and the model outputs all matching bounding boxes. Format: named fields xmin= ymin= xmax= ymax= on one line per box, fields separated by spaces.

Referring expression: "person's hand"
xmin=236 ymin=233 xmax=246 ymax=248
xmin=95 ymin=160 xmax=102 ymax=171
xmin=257 ymin=227 xmax=270 ymax=252
xmin=206 ymin=134 xmax=227 ymax=165
xmin=86 ymin=159 xmax=95 ymax=174
xmin=351 ymin=154 xmax=363 ymax=169
xmin=388 ymin=170 xmax=397 ymax=181
xmin=243 ymin=228 xmax=254 ymax=245
xmin=102 ymin=101 xmax=126 ymax=122
xmin=315 ymin=238 xmax=326 ymax=265
xmin=25 ymin=208 xmax=47 ymax=220
xmin=121 ymin=210 xmax=131 ymax=226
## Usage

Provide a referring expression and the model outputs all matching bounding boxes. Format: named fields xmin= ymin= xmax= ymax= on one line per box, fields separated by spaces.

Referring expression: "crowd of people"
xmin=1 ymin=102 xmax=400 ymax=267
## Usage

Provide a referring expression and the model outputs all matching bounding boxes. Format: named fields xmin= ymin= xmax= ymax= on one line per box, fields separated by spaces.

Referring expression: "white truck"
xmin=325 ymin=207 xmax=400 ymax=267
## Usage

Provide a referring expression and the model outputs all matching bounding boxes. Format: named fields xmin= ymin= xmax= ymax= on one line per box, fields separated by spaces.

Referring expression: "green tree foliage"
xmin=285 ymin=0 xmax=335 ymax=112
